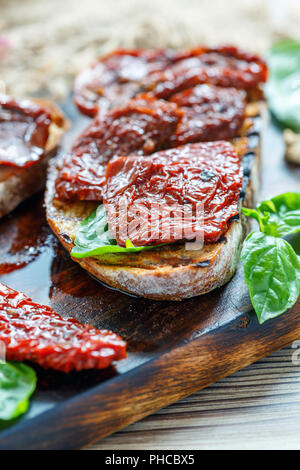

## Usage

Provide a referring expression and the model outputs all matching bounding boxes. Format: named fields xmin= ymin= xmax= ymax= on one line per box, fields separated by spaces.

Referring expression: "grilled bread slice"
xmin=46 ymin=102 xmax=264 ymax=300
xmin=0 ymin=98 xmax=69 ymax=218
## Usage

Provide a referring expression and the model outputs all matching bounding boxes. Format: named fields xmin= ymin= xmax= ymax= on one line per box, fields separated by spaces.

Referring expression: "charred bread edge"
xmin=0 ymin=101 xmax=69 ymax=218
xmin=45 ymin=102 xmax=266 ymax=300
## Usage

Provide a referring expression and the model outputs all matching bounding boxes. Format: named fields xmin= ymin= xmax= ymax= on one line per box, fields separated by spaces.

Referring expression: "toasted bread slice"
xmin=0 ymin=98 xmax=69 ymax=218
xmin=46 ymin=102 xmax=265 ymax=300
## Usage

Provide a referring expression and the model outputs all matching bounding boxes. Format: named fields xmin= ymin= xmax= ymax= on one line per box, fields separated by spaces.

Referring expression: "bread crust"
xmin=0 ymin=99 xmax=69 ymax=218
xmin=45 ymin=102 xmax=265 ymax=300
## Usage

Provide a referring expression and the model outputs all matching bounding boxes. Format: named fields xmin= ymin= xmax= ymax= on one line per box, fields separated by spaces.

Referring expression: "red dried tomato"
xmin=169 ymin=84 xmax=246 ymax=145
xmin=103 ymin=141 xmax=243 ymax=246
xmin=0 ymin=94 xmax=51 ymax=167
xmin=55 ymin=94 xmax=182 ymax=201
xmin=74 ymin=45 xmax=267 ymax=116
xmin=145 ymin=45 xmax=268 ymax=99
xmin=0 ymin=283 xmax=126 ymax=372
xmin=74 ymin=48 xmax=176 ymax=117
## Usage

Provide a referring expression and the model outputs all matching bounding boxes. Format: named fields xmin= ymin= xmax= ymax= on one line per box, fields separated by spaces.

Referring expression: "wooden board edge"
xmin=0 ymin=298 xmax=299 ymax=450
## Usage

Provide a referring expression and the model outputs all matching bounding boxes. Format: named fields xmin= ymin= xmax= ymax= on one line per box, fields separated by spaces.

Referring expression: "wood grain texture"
xmin=89 ymin=346 xmax=300 ymax=450
xmin=0 ymin=293 xmax=299 ymax=449
xmin=0 ymin=101 xmax=299 ymax=449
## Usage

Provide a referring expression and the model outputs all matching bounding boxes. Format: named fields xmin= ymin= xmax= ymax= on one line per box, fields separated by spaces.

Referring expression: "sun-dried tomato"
xmin=103 ymin=141 xmax=243 ymax=246
xmin=169 ymin=84 xmax=246 ymax=145
xmin=0 ymin=283 xmax=126 ymax=372
xmin=55 ymin=94 xmax=182 ymax=201
xmin=74 ymin=45 xmax=267 ymax=116
xmin=145 ymin=45 xmax=268 ymax=99
xmin=0 ymin=94 xmax=51 ymax=167
xmin=74 ymin=48 xmax=176 ymax=117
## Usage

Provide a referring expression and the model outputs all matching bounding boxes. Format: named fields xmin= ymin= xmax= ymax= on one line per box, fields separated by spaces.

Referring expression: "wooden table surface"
xmin=88 ymin=346 xmax=300 ymax=450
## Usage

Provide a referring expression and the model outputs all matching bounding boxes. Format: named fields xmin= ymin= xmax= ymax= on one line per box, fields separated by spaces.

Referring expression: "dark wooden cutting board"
xmin=0 ymin=101 xmax=299 ymax=450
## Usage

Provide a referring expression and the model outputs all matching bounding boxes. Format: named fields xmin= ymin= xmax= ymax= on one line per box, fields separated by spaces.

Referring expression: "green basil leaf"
xmin=71 ymin=204 xmax=163 ymax=258
xmin=241 ymin=231 xmax=300 ymax=324
xmin=0 ymin=361 xmax=36 ymax=421
xmin=242 ymin=207 xmax=269 ymax=232
xmin=242 ymin=192 xmax=300 ymax=237
xmin=266 ymin=40 xmax=300 ymax=132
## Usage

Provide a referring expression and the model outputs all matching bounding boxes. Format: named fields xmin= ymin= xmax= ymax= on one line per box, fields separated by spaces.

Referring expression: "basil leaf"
xmin=241 ymin=231 xmax=300 ymax=324
xmin=242 ymin=207 xmax=269 ymax=232
xmin=266 ymin=40 xmax=300 ymax=132
xmin=242 ymin=192 xmax=300 ymax=237
xmin=71 ymin=204 xmax=162 ymax=258
xmin=0 ymin=361 xmax=36 ymax=421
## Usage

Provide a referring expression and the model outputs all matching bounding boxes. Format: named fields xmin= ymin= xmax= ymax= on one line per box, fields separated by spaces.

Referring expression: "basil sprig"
xmin=242 ymin=192 xmax=300 ymax=237
xmin=266 ymin=40 xmax=300 ymax=132
xmin=71 ymin=204 xmax=162 ymax=258
xmin=0 ymin=361 xmax=36 ymax=421
xmin=241 ymin=192 xmax=300 ymax=324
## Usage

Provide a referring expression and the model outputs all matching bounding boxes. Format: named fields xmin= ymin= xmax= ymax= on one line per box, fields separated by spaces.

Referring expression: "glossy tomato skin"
xmin=169 ymin=84 xmax=246 ymax=146
xmin=0 ymin=283 xmax=126 ymax=373
xmin=0 ymin=94 xmax=51 ymax=167
xmin=74 ymin=45 xmax=267 ymax=116
xmin=58 ymin=45 xmax=265 ymax=205
xmin=74 ymin=48 xmax=177 ymax=117
xmin=145 ymin=45 xmax=268 ymax=99
xmin=55 ymin=85 xmax=246 ymax=203
xmin=103 ymin=141 xmax=243 ymax=246
xmin=55 ymin=94 xmax=183 ymax=201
